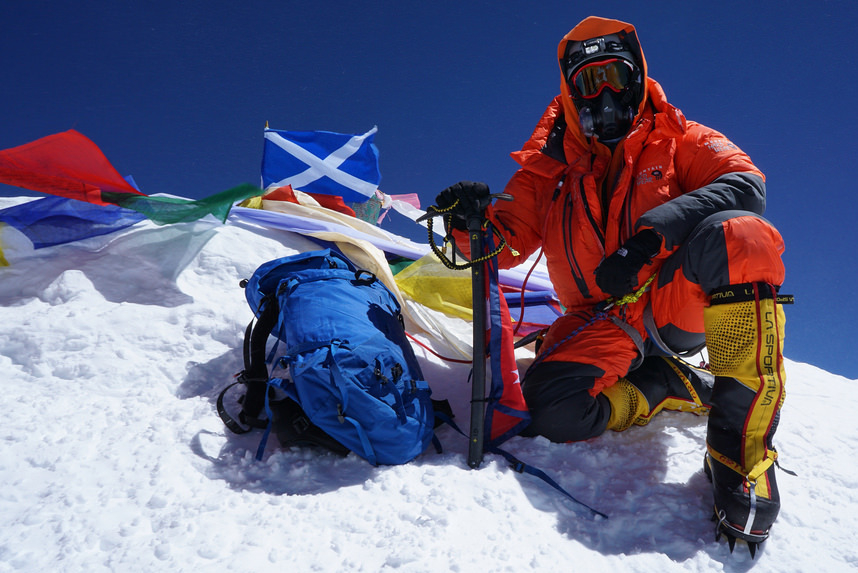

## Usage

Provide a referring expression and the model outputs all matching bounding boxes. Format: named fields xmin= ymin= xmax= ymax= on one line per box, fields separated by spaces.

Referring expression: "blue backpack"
xmin=218 ymin=249 xmax=437 ymax=466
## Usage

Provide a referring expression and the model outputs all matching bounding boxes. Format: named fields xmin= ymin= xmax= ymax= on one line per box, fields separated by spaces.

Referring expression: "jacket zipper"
xmin=562 ymin=185 xmax=593 ymax=299
xmin=579 ymin=178 xmax=605 ymax=246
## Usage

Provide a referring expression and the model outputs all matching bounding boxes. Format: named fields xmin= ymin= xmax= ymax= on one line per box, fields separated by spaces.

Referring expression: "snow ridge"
xmin=1 ymin=198 xmax=855 ymax=572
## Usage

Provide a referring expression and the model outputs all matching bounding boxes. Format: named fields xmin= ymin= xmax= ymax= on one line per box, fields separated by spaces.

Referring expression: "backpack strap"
xmin=217 ymin=295 xmax=280 ymax=433
xmin=324 ymin=341 xmax=378 ymax=465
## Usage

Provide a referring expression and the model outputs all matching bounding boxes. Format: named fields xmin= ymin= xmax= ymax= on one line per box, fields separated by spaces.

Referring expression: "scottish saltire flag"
xmin=261 ymin=127 xmax=381 ymax=204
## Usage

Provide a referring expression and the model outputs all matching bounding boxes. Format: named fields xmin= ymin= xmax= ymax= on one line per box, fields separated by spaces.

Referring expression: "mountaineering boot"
xmin=601 ymin=378 xmax=648 ymax=432
xmin=704 ymin=417 xmax=780 ymax=558
xmin=625 ymin=355 xmax=713 ymax=424
xmin=601 ymin=355 xmax=713 ymax=431
xmin=703 ymin=282 xmax=786 ymax=555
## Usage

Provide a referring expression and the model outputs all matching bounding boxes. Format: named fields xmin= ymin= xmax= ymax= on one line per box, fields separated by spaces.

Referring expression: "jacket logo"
xmin=635 ymin=165 xmax=664 ymax=186
xmin=703 ymin=137 xmax=738 ymax=154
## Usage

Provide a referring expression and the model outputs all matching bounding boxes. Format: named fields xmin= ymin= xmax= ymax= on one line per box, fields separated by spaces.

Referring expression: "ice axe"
xmin=417 ymin=191 xmax=512 ymax=468
xmin=465 ymin=210 xmax=488 ymax=468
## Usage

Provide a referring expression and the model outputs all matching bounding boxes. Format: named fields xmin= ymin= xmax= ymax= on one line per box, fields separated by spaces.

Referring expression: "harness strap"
xmin=606 ymin=314 xmax=645 ymax=372
xmin=526 ymin=272 xmax=658 ymax=374
xmin=642 ymin=302 xmax=706 ymax=358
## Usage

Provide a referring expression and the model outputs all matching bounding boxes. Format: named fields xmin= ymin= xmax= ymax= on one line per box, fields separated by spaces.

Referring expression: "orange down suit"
xmin=479 ymin=18 xmax=785 ymax=439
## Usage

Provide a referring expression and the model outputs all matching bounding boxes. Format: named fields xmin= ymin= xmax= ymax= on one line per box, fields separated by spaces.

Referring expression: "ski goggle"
xmin=567 ymin=58 xmax=636 ymax=99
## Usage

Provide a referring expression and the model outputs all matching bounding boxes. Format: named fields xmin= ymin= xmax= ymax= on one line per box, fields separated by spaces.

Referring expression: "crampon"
xmin=705 ymin=453 xmax=777 ymax=559
xmin=710 ymin=508 xmax=766 ymax=558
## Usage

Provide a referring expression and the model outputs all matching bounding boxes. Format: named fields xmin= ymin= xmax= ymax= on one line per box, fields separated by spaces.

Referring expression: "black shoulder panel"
xmin=540 ymin=113 xmax=568 ymax=164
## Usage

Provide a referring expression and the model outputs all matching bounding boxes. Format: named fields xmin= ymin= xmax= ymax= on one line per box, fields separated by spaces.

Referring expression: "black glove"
xmin=594 ymin=229 xmax=662 ymax=297
xmin=434 ymin=181 xmax=492 ymax=230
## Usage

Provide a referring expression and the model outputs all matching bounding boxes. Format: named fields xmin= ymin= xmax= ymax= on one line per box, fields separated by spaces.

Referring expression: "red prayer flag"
xmin=0 ymin=130 xmax=142 ymax=204
xmin=263 ymin=184 xmax=357 ymax=217
xmin=0 ymin=130 xmax=261 ymax=226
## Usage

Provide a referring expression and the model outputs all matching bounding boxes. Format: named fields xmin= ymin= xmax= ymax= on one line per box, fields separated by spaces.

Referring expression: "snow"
xmin=1 ymin=196 xmax=856 ymax=572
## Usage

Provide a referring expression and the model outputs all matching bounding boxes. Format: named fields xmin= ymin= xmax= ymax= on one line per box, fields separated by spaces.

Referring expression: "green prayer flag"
xmin=102 ymin=184 xmax=262 ymax=225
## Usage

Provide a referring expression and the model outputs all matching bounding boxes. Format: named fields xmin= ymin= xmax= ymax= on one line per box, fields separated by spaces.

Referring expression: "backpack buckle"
xmin=353 ymin=270 xmax=377 ymax=285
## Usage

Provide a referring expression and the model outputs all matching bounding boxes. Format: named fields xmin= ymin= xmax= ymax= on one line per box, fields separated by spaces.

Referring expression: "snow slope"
xmin=1 ymin=197 xmax=856 ymax=572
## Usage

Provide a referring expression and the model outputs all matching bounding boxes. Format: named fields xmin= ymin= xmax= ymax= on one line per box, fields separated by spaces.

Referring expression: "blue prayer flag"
xmin=0 ymin=196 xmax=145 ymax=249
xmin=261 ymin=127 xmax=381 ymax=204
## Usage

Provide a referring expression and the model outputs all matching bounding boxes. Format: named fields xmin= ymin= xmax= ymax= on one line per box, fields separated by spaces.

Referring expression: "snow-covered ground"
xmin=1 ymin=196 xmax=855 ymax=572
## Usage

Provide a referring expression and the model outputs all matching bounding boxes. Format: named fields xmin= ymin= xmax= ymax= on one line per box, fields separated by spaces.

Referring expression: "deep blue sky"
xmin=2 ymin=1 xmax=856 ymax=379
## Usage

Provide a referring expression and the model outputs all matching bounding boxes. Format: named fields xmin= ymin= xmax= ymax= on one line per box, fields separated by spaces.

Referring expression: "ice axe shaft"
xmin=417 ymin=189 xmax=512 ymax=469
xmin=467 ymin=213 xmax=487 ymax=469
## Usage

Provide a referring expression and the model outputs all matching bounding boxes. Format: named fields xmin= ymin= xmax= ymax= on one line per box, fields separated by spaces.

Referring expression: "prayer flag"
xmin=0 ymin=196 xmax=145 ymax=249
xmin=0 ymin=130 xmax=260 ymax=226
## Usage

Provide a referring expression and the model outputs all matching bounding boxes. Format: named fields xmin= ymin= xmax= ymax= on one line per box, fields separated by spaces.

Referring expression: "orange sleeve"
xmin=637 ymin=122 xmax=766 ymax=251
xmin=674 ymin=122 xmax=764 ymax=190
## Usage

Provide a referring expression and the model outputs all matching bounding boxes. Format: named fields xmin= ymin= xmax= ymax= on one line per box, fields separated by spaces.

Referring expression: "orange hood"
xmin=557 ymin=16 xmax=649 ymax=146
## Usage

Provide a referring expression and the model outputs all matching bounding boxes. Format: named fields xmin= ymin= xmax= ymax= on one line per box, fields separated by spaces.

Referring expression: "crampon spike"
xmin=714 ymin=521 xmax=763 ymax=559
xmin=748 ymin=542 xmax=758 ymax=559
